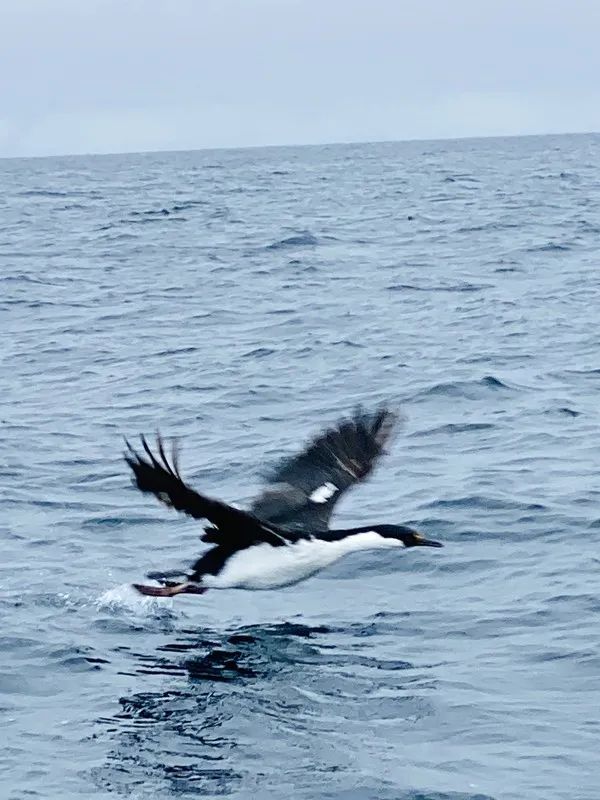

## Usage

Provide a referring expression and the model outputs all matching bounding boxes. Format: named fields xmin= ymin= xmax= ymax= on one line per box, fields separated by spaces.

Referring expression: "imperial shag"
xmin=124 ymin=406 xmax=442 ymax=597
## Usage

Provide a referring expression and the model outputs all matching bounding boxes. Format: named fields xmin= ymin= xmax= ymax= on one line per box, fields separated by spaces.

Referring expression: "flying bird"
xmin=124 ymin=407 xmax=442 ymax=598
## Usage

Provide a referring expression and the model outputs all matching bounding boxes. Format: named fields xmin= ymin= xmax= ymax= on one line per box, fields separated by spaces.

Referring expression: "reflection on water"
xmin=94 ymin=623 xmax=331 ymax=795
xmin=92 ymin=619 xmax=451 ymax=797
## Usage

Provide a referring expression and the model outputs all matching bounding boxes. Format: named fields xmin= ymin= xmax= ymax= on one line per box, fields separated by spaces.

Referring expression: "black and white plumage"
xmin=124 ymin=407 xmax=442 ymax=597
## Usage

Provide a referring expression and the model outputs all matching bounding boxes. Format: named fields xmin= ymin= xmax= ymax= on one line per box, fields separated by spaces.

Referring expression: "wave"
xmin=411 ymin=422 xmax=496 ymax=437
xmin=526 ymin=241 xmax=572 ymax=252
xmin=95 ymin=199 xmax=208 ymax=231
xmin=411 ymin=375 xmax=513 ymax=401
xmin=265 ymin=230 xmax=320 ymax=250
xmin=19 ymin=189 xmax=70 ymax=197
xmin=422 ymin=495 xmax=546 ymax=512
xmin=387 ymin=281 xmax=489 ymax=293
xmin=242 ymin=347 xmax=276 ymax=359
xmin=549 ymin=406 xmax=580 ymax=417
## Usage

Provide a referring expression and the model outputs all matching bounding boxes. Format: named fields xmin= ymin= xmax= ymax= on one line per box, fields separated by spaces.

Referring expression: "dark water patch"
xmin=560 ymin=367 xmax=600 ymax=377
xmin=387 ymin=282 xmax=489 ymax=293
xmin=529 ymin=647 xmax=598 ymax=664
xmin=131 ymin=208 xmax=173 ymax=217
xmin=332 ymin=339 xmax=365 ymax=348
xmin=265 ymin=230 xmax=320 ymax=249
xmin=411 ymin=375 xmax=513 ymax=401
xmin=127 ymin=214 xmax=187 ymax=225
xmin=185 ymin=649 xmax=257 ymax=681
xmin=422 ymin=495 xmax=546 ymax=512
xmin=441 ymin=173 xmax=480 ymax=183
xmin=211 ymin=207 xmax=230 ymax=219
xmin=18 ymin=189 xmax=70 ymax=197
xmin=575 ymin=218 xmax=600 ymax=234
xmin=242 ymin=347 xmax=276 ymax=358
xmin=324 ymin=792 xmax=495 ymax=800
xmin=531 ymin=170 xmax=579 ymax=181
xmin=59 ymin=654 xmax=107 ymax=672
xmin=2 ymin=272 xmax=52 ymax=285
xmin=171 ymin=199 xmax=209 ymax=211
xmin=236 ymin=620 xmax=332 ymax=639
xmin=266 ymin=307 xmax=296 ymax=315
xmin=456 ymin=352 xmax=533 ymax=365
xmin=154 ymin=346 xmax=199 ymax=357
xmin=124 ymin=639 xmax=259 ymax=682
xmin=95 ymin=230 xmax=138 ymax=241
xmin=81 ymin=515 xmax=157 ymax=530
xmin=547 ymin=406 xmax=580 ymax=417
xmin=99 ymin=200 xmax=208 ymax=230
xmin=60 ymin=202 xmax=88 ymax=211
xmin=106 ymin=622 xmax=333 ymax=685
xmin=410 ymin=422 xmax=496 ymax=437
xmin=526 ymin=241 xmax=572 ymax=253
xmin=457 ymin=221 xmax=520 ymax=233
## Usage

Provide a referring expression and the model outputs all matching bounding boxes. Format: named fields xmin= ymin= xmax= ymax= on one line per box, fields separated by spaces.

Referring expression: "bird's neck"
xmin=315 ymin=526 xmax=398 ymax=552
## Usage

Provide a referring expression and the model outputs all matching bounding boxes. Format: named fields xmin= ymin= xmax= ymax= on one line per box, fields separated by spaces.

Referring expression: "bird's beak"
xmin=415 ymin=534 xmax=443 ymax=548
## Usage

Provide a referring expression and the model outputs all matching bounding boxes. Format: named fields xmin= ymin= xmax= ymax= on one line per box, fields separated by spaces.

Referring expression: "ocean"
xmin=1 ymin=133 xmax=600 ymax=799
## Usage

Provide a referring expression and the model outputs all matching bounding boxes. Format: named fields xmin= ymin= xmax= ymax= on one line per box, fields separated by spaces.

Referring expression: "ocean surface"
xmin=2 ymin=133 xmax=600 ymax=800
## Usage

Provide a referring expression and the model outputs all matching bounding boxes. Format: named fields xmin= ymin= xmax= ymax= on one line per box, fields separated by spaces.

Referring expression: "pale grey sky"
xmin=1 ymin=0 xmax=599 ymax=157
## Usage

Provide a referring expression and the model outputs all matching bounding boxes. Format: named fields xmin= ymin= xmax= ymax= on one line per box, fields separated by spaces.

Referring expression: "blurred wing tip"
xmin=123 ymin=436 xmax=138 ymax=458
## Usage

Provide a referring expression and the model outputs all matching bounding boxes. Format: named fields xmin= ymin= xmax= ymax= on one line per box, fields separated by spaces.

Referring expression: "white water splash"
xmin=95 ymin=583 xmax=174 ymax=614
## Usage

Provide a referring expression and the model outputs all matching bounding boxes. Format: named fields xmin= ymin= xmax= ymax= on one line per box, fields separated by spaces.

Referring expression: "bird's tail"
xmin=132 ymin=581 xmax=206 ymax=597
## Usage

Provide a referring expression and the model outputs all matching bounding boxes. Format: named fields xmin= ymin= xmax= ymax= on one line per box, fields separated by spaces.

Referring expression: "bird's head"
xmin=372 ymin=524 xmax=443 ymax=548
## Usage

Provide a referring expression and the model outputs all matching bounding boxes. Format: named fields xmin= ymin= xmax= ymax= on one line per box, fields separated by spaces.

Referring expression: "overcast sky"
xmin=1 ymin=0 xmax=599 ymax=158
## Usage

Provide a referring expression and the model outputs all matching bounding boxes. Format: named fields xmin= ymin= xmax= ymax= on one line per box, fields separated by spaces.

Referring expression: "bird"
xmin=124 ymin=406 xmax=442 ymax=598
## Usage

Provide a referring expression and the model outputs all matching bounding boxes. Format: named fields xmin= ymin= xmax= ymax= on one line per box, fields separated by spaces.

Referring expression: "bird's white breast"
xmin=203 ymin=531 xmax=403 ymax=590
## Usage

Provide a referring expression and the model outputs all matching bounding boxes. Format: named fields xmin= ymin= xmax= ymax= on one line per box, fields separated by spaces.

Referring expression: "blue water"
xmin=2 ymin=134 xmax=600 ymax=800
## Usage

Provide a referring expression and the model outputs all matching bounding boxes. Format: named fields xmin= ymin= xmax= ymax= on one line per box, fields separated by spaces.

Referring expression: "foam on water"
xmin=95 ymin=583 xmax=174 ymax=614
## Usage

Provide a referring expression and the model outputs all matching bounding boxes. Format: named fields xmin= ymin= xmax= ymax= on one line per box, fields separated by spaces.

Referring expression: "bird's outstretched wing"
xmin=250 ymin=406 xmax=400 ymax=532
xmin=124 ymin=435 xmax=288 ymax=548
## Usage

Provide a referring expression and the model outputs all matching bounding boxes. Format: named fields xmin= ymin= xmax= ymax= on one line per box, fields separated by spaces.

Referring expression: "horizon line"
xmin=1 ymin=128 xmax=598 ymax=163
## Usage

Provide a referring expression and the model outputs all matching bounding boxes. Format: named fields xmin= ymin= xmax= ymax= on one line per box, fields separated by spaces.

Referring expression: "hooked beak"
xmin=415 ymin=535 xmax=443 ymax=548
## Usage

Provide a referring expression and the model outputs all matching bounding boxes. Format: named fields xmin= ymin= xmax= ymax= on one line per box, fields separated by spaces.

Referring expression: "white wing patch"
xmin=309 ymin=481 xmax=338 ymax=504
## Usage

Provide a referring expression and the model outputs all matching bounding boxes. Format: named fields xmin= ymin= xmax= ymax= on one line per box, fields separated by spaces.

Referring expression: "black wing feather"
xmin=250 ymin=405 xmax=400 ymax=532
xmin=124 ymin=434 xmax=287 ymax=548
